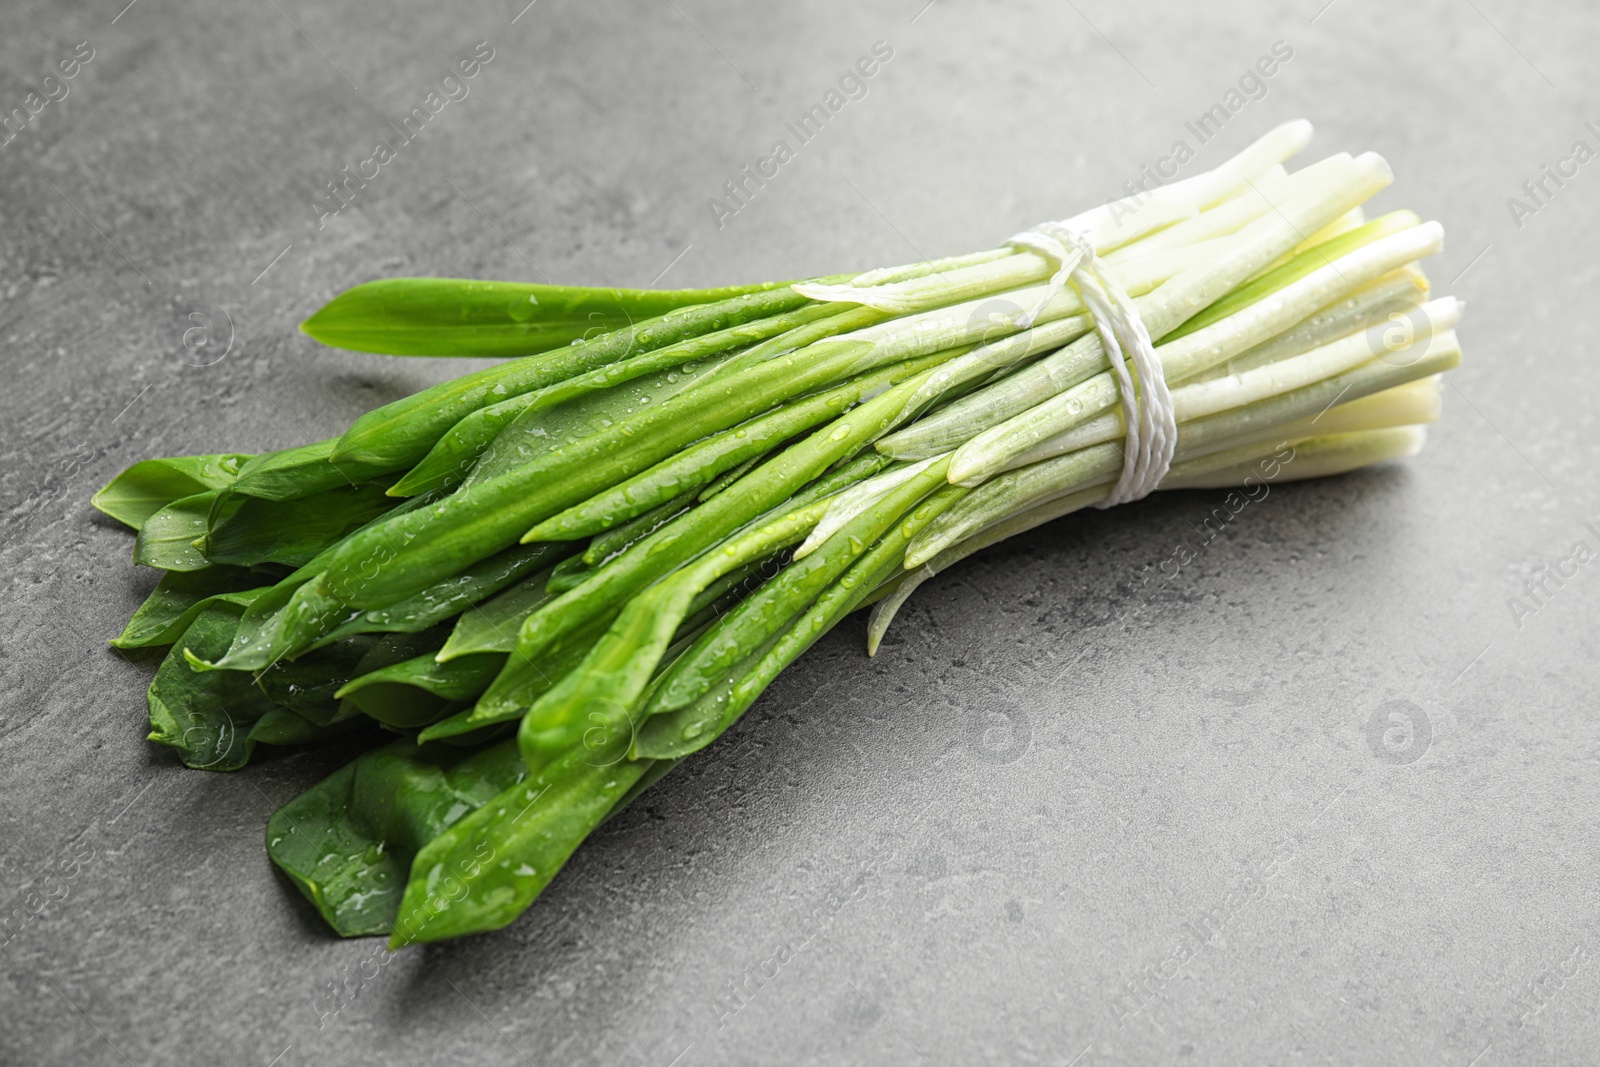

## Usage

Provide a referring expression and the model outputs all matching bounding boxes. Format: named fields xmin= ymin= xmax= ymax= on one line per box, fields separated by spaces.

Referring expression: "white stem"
xmin=1188 ymin=266 xmax=1428 ymax=384
xmin=796 ymin=133 xmax=1326 ymax=315
xmin=1110 ymin=153 xmax=1349 ymax=264
xmin=908 ymin=334 xmax=1462 ymax=566
xmin=1005 ymin=299 xmax=1460 ymax=469
xmin=879 ymin=155 xmax=1390 ymax=465
xmin=947 ymin=213 xmax=1439 ymax=485
xmin=871 ymin=417 xmax=1433 ymax=652
xmin=1168 ymin=425 xmax=1428 ymax=489
xmin=1158 ymin=376 xmax=1441 ymax=481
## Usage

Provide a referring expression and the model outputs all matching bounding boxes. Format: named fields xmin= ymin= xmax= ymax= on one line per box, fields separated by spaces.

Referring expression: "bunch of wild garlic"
xmin=94 ymin=120 xmax=1460 ymax=945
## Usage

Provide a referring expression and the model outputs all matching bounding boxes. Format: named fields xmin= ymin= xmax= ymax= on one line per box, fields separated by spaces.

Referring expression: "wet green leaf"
xmin=299 ymin=277 xmax=791 ymax=358
xmin=267 ymin=738 xmax=527 ymax=937
xmin=92 ymin=453 xmax=252 ymax=531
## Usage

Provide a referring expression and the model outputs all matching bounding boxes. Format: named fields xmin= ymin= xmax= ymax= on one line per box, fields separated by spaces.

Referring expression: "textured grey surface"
xmin=1 ymin=0 xmax=1596 ymax=1064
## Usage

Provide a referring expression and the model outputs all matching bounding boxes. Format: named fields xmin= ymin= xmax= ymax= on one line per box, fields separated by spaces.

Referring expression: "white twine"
xmin=1008 ymin=222 xmax=1177 ymax=507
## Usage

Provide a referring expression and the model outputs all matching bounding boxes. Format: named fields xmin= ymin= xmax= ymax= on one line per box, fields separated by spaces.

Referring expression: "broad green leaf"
xmin=134 ymin=492 xmax=217 ymax=572
xmin=202 ymin=483 xmax=395 ymax=568
xmin=299 ymin=277 xmax=790 ymax=358
xmin=247 ymin=706 xmax=366 ymax=748
xmin=463 ymin=346 xmax=746 ymax=488
xmin=113 ymin=569 xmax=272 ymax=648
xmin=146 ymin=600 xmax=281 ymax=770
xmin=256 ymin=635 xmax=383 ymax=726
xmin=227 ymin=437 xmax=398 ymax=502
xmin=338 ymin=651 xmax=505 ymax=729
xmin=92 ymin=453 xmax=252 ymax=531
xmin=192 ymin=495 xmax=438 ymax=673
xmin=387 ymin=319 xmax=789 ymax=498
xmin=266 ymin=738 xmax=527 ymax=937
xmin=632 ymin=634 xmax=782 ymax=760
xmin=309 ymin=541 xmax=573 ymax=649
xmin=390 ymin=746 xmax=653 ymax=946
xmin=427 ymin=616 xmax=608 ymax=742
xmin=543 ymin=554 xmax=595 ymax=594
xmin=328 ymin=285 xmax=823 ymax=474
xmin=438 ymin=568 xmax=561 ymax=660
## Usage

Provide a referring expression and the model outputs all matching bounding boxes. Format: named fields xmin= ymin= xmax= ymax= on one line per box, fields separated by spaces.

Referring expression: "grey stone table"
xmin=2 ymin=0 xmax=1595 ymax=1063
